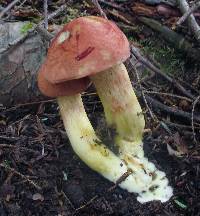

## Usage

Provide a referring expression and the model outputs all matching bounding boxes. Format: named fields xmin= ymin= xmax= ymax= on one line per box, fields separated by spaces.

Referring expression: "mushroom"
xmin=42 ymin=16 xmax=145 ymax=147
xmin=37 ymin=16 xmax=173 ymax=203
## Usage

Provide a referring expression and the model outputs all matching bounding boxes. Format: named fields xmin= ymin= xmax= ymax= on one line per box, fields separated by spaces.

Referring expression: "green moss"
xmin=131 ymin=36 xmax=185 ymax=76
xmin=62 ymin=7 xmax=88 ymax=24
xmin=20 ymin=22 xmax=34 ymax=34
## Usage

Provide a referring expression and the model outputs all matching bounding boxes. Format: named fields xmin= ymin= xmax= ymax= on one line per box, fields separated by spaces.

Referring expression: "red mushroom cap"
xmin=38 ymin=67 xmax=91 ymax=97
xmin=42 ymin=16 xmax=130 ymax=84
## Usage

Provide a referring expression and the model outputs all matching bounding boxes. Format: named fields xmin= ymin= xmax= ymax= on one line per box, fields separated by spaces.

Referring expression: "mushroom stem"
xmin=58 ymin=94 xmax=173 ymax=203
xmin=90 ymin=63 xmax=145 ymax=145
xmin=57 ymin=94 xmax=131 ymax=182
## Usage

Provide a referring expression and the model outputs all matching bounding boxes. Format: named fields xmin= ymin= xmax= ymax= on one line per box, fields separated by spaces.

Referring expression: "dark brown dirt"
xmin=0 ymin=91 xmax=200 ymax=216
xmin=1 ymin=0 xmax=200 ymax=215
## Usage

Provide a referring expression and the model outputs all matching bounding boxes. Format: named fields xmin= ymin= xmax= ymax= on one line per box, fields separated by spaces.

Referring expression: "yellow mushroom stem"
xmin=90 ymin=63 xmax=145 ymax=146
xmin=57 ymin=94 xmax=173 ymax=203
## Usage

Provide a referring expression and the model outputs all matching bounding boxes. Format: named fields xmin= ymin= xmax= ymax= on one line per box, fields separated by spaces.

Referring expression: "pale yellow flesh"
xmin=58 ymin=95 xmax=130 ymax=182
xmin=90 ymin=63 xmax=145 ymax=144
xmin=57 ymin=95 xmax=173 ymax=203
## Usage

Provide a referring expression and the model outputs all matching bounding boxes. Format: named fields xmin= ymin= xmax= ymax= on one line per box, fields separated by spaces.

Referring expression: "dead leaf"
xmin=166 ymin=132 xmax=188 ymax=157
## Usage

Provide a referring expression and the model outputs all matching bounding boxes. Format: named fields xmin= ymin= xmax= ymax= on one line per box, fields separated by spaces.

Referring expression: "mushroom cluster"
xmin=37 ymin=16 xmax=173 ymax=203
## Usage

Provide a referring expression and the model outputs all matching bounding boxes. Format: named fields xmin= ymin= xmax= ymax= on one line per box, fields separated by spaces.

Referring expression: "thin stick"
xmin=164 ymin=120 xmax=200 ymax=130
xmin=3 ymin=92 xmax=96 ymax=111
xmin=98 ymin=0 xmax=125 ymax=11
xmin=61 ymin=191 xmax=75 ymax=210
xmin=16 ymin=0 xmax=27 ymax=8
xmin=45 ymin=4 xmax=67 ymax=23
xmin=145 ymin=95 xmax=200 ymax=123
xmin=177 ymin=0 xmax=200 ymax=41
xmin=92 ymin=0 xmax=107 ymax=19
xmin=130 ymin=59 xmax=158 ymax=122
xmin=191 ymin=95 xmax=200 ymax=144
xmin=0 ymin=0 xmax=21 ymax=18
xmin=43 ymin=0 xmax=48 ymax=29
xmin=144 ymin=90 xmax=193 ymax=102
xmin=176 ymin=1 xmax=200 ymax=27
xmin=0 ymin=163 xmax=41 ymax=190
xmin=0 ymin=144 xmax=40 ymax=154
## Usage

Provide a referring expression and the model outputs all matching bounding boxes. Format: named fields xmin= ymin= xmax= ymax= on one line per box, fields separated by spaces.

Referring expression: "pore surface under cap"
xmin=38 ymin=68 xmax=91 ymax=97
xmin=42 ymin=16 xmax=130 ymax=84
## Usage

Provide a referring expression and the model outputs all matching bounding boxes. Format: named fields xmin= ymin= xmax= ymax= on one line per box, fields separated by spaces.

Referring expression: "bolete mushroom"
xmin=42 ymin=16 xmax=145 ymax=146
xmin=37 ymin=16 xmax=173 ymax=203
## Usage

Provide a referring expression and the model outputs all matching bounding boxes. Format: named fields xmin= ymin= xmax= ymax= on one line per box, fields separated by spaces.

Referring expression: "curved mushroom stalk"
xmin=90 ymin=63 xmax=145 ymax=143
xmin=58 ymin=94 xmax=130 ymax=182
xmin=57 ymin=95 xmax=173 ymax=203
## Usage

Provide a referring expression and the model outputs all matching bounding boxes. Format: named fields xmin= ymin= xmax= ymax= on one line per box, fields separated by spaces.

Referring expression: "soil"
xmin=1 ymin=0 xmax=200 ymax=215
xmin=0 ymin=92 xmax=200 ymax=216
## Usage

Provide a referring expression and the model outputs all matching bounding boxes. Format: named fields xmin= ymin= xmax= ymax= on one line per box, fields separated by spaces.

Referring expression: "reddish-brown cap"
xmin=38 ymin=67 xmax=91 ymax=97
xmin=42 ymin=16 xmax=130 ymax=84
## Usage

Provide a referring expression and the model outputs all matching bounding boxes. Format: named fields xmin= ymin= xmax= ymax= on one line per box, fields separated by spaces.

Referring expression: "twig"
xmin=191 ymin=95 xmax=200 ymax=144
xmin=44 ymin=4 xmax=67 ymax=23
xmin=98 ymin=0 xmax=125 ymax=11
xmin=131 ymin=46 xmax=196 ymax=100
xmin=145 ymin=95 xmax=200 ymax=123
xmin=61 ymin=191 xmax=75 ymax=210
xmin=0 ymin=0 xmax=21 ymax=18
xmin=176 ymin=1 xmax=200 ymax=27
xmin=130 ymin=59 xmax=158 ymax=121
xmin=92 ymin=0 xmax=107 ymax=19
xmin=0 ymin=144 xmax=40 ymax=154
xmin=107 ymin=169 xmax=133 ymax=192
xmin=16 ymin=0 xmax=27 ymax=8
xmin=2 ymin=99 xmax=55 ymax=113
xmin=73 ymin=195 xmax=98 ymax=214
xmin=164 ymin=120 xmax=200 ymax=130
xmin=144 ymin=90 xmax=193 ymax=102
xmin=177 ymin=0 xmax=200 ymax=41
xmin=43 ymin=0 xmax=48 ymax=29
xmin=0 ymin=163 xmax=42 ymax=190
xmin=2 ymin=92 xmax=97 ymax=112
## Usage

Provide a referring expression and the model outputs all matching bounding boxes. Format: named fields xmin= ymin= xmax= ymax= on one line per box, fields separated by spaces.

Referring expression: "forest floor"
xmin=0 ymin=0 xmax=200 ymax=215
